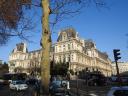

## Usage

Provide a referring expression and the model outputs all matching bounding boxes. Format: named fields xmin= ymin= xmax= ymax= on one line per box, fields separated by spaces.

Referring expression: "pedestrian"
xmin=34 ymin=81 xmax=40 ymax=96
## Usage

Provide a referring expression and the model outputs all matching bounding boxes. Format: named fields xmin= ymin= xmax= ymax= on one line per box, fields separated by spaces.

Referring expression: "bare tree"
xmin=41 ymin=0 xmax=106 ymax=94
xmin=14 ymin=66 xmax=24 ymax=73
xmin=0 ymin=0 xmax=107 ymax=95
xmin=0 ymin=0 xmax=33 ymax=45
xmin=29 ymin=57 xmax=40 ymax=77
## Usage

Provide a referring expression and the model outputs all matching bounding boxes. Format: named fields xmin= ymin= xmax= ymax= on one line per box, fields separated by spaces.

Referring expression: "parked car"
xmin=0 ymin=79 xmax=11 ymax=85
xmin=54 ymin=90 xmax=72 ymax=96
xmin=9 ymin=80 xmax=28 ymax=91
xmin=107 ymin=86 xmax=128 ymax=96
xmin=26 ymin=78 xmax=38 ymax=85
xmin=0 ymin=79 xmax=4 ymax=84
xmin=49 ymin=79 xmax=71 ymax=96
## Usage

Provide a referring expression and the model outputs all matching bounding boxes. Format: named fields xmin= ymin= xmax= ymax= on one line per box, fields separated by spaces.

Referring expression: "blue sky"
xmin=0 ymin=0 xmax=128 ymax=62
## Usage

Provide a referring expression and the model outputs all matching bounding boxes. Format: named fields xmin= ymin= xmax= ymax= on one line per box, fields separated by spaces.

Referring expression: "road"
xmin=0 ymin=80 xmax=110 ymax=96
xmin=70 ymin=86 xmax=110 ymax=96
xmin=0 ymin=84 xmax=36 ymax=96
xmin=70 ymin=80 xmax=111 ymax=96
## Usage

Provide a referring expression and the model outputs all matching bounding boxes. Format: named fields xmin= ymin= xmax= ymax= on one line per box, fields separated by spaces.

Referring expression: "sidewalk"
xmin=70 ymin=88 xmax=83 ymax=96
xmin=70 ymin=87 xmax=108 ymax=96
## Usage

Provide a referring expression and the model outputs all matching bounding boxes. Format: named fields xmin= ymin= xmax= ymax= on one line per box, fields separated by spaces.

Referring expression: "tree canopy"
xmin=0 ymin=0 xmax=106 ymax=45
xmin=0 ymin=0 xmax=31 ymax=45
xmin=50 ymin=62 xmax=69 ymax=76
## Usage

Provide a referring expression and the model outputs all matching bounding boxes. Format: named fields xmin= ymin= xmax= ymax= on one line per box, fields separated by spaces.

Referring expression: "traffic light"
xmin=113 ymin=49 xmax=121 ymax=61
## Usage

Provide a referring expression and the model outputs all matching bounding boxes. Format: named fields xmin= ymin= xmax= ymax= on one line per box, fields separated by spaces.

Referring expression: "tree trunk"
xmin=41 ymin=0 xmax=51 ymax=95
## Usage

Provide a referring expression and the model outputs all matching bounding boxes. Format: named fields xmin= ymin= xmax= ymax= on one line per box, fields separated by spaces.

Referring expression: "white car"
xmin=107 ymin=86 xmax=128 ymax=96
xmin=9 ymin=80 xmax=28 ymax=91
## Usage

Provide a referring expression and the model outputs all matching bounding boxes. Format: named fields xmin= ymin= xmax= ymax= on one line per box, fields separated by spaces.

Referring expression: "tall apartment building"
xmin=8 ymin=28 xmax=112 ymax=76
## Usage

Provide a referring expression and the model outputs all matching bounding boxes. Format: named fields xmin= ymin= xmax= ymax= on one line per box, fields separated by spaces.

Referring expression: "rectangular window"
xmin=72 ymin=43 xmax=74 ymax=49
xmin=56 ymin=46 xmax=57 ymax=52
xmin=59 ymin=46 xmax=61 ymax=52
xmin=68 ymin=44 xmax=70 ymax=50
xmin=72 ymin=54 xmax=73 ymax=61
xmin=63 ymin=45 xmax=65 ymax=51
xmin=64 ymin=36 xmax=66 ymax=40
xmin=59 ymin=56 xmax=61 ymax=62
xmin=68 ymin=55 xmax=70 ymax=62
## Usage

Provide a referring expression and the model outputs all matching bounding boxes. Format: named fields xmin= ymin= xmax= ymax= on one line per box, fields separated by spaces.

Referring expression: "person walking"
xmin=34 ymin=80 xmax=40 ymax=96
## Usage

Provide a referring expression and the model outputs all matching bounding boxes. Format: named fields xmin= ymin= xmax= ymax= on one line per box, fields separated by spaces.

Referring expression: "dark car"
xmin=49 ymin=80 xmax=71 ymax=96
xmin=107 ymin=86 xmax=128 ymax=96
xmin=26 ymin=78 xmax=38 ymax=85
xmin=49 ymin=80 xmax=65 ymax=95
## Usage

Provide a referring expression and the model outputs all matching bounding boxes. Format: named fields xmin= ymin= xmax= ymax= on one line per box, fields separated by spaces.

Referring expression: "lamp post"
xmin=86 ymin=69 xmax=89 ymax=86
xmin=68 ymin=52 xmax=71 ymax=80
xmin=85 ymin=68 xmax=89 ymax=95
xmin=68 ymin=41 xmax=71 ymax=76
xmin=75 ymin=66 xmax=79 ymax=96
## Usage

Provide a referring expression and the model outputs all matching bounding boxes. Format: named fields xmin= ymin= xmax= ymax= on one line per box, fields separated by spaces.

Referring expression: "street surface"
xmin=70 ymin=86 xmax=110 ymax=96
xmin=0 ymin=84 xmax=36 ymax=96
xmin=70 ymin=80 xmax=111 ymax=96
xmin=0 ymin=80 xmax=111 ymax=96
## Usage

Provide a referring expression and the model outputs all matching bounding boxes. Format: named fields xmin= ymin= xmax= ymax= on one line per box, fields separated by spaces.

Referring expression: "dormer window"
xmin=64 ymin=35 xmax=66 ymax=40
xmin=62 ymin=34 xmax=67 ymax=41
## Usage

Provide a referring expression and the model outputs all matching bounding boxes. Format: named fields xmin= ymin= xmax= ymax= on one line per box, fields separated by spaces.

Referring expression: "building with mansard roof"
xmin=8 ymin=43 xmax=42 ymax=75
xmin=8 ymin=28 xmax=112 ymax=77
xmin=53 ymin=28 xmax=112 ymax=77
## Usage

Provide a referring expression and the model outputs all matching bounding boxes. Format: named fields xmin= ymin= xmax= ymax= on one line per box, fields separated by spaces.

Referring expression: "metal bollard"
xmin=67 ymin=81 xmax=70 ymax=89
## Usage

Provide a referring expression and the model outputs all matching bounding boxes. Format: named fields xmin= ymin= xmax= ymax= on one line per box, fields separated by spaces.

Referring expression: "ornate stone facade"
xmin=8 ymin=43 xmax=42 ymax=75
xmin=53 ymin=28 xmax=112 ymax=77
xmin=112 ymin=62 xmax=128 ymax=75
xmin=8 ymin=28 xmax=112 ymax=77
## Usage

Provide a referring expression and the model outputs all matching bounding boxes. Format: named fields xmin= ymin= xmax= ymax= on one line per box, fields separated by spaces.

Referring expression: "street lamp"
xmin=75 ymin=66 xmax=79 ymax=96
xmin=68 ymin=52 xmax=71 ymax=80
xmin=86 ymin=68 xmax=89 ymax=86
xmin=85 ymin=68 xmax=90 ymax=95
xmin=68 ymin=41 xmax=71 ymax=70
